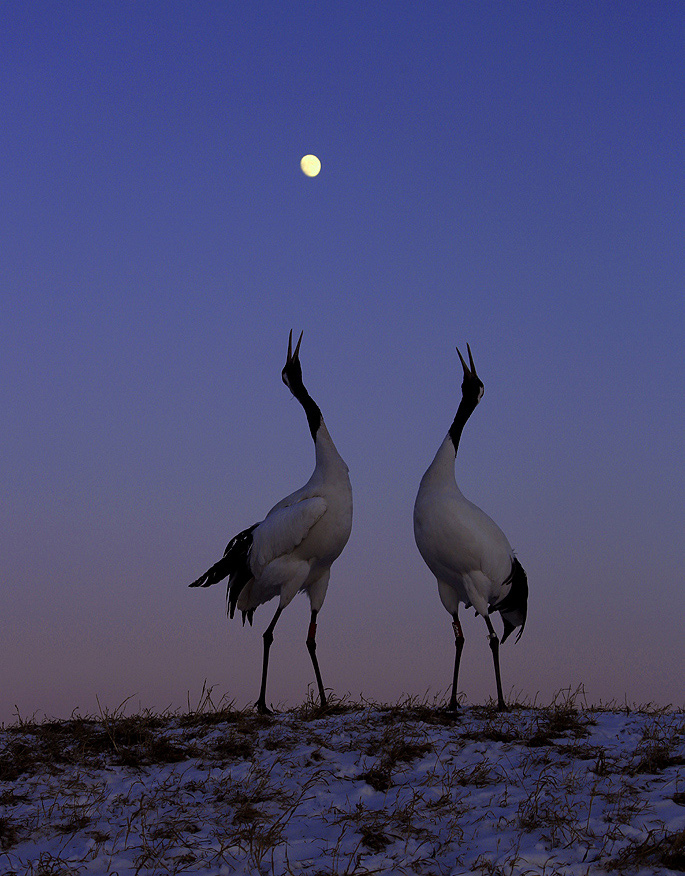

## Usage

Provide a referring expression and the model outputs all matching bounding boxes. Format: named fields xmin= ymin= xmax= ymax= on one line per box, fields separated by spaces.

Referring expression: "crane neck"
xmin=288 ymin=376 xmax=348 ymax=477
xmin=294 ymin=386 xmax=323 ymax=442
xmin=448 ymin=396 xmax=478 ymax=455
xmin=314 ymin=418 xmax=348 ymax=475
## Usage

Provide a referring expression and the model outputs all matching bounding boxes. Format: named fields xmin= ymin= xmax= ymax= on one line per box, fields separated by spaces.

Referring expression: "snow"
xmin=1 ymin=698 xmax=684 ymax=875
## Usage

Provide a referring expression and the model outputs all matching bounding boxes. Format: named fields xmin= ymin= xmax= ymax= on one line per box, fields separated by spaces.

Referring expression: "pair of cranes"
xmin=190 ymin=332 xmax=528 ymax=714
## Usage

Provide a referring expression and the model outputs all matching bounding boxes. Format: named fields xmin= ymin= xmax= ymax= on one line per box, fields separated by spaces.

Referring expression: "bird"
xmin=413 ymin=344 xmax=528 ymax=712
xmin=189 ymin=330 xmax=353 ymax=714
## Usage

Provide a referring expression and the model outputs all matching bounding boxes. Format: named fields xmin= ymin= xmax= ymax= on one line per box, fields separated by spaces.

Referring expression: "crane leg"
xmin=256 ymin=605 xmax=283 ymax=714
xmin=485 ymin=616 xmax=507 ymax=711
xmin=447 ymin=614 xmax=465 ymax=712
xmin=306 ymin=609 xmax=327 ymax=708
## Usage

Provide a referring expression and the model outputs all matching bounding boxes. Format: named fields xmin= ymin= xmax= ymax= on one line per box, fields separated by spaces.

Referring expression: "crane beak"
xmin=287 ymin=329 xmax=304 ymax=363
xmin=456 ymin=344 xmax=478 ymax=379
xmin=456 ymin=346 xmax=468 ymax=376
xmin=467 ymin=343 xmax=476 ymax=375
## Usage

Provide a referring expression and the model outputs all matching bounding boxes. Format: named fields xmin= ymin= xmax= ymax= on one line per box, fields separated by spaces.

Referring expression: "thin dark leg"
xmin=306 ymin=609 xmax=327 ymax=708
xmin=485 ymin=616 xmax=507 ymax=711
xmin=448 ymin=614 xmax=465 ymax=712
xmin=256 ymin=605 xmax=283 ymax=714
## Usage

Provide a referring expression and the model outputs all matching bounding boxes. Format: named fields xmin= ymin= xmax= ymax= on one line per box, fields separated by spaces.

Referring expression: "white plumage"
xmin=413 ymin=344 xmax=528 ymax=711
xmin=190 ymin=331 xmax=352 ymax=713
xmin=247 ymin=498 xmax=327 ymax=591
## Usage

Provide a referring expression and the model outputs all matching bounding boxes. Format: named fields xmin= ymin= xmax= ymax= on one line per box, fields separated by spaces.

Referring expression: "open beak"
xmin=287 ymin=329 xmax=304 ymax=364
xmin=456 ymin=343 xmax=478 ymax=380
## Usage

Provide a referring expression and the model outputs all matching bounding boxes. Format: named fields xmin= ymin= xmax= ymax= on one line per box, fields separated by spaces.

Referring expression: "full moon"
xmin=300 ymin=154 xmax=321 ymax=177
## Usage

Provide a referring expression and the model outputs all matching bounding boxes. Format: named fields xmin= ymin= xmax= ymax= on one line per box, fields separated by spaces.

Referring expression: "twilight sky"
xmin=2 ymin=2 xmax=683 ymax=724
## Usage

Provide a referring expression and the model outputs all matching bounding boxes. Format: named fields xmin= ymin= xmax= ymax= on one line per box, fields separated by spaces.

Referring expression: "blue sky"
xmin=1 ymin=2 xmax=683 ymax=723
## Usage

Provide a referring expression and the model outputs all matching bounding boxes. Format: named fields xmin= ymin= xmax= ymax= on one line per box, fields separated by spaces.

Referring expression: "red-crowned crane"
xmin=190 ymin=331 xmax=352 ymax=713
xmin=413 ymin=344 xmax=528 ymax=711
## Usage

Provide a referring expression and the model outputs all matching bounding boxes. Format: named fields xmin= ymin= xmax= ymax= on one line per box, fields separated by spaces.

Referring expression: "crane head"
xmin=282 ymin=329 xmax=305 ymax=393
xmin=456 ymin=343 xmax=484 ymax=406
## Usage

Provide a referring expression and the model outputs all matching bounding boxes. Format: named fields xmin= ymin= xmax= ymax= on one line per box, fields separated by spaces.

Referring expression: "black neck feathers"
xmin=448 ymin=397 xmax=478 ymax=454
xmin=450 ymin=344 xmax=484 ymax=454
xmin=281 ymin=331 xmax=322 ymax=442
xmin=296 ymin=386 xmax=323 ymax=442
xmin=283 ymin=368 xmax=322 ymax=441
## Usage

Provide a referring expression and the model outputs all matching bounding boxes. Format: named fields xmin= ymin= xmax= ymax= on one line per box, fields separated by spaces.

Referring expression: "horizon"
xmin=2 ymin=3 xmax=683 ymax=725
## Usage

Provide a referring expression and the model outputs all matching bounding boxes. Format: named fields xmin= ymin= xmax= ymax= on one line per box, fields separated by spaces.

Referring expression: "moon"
xmin=300 ymin=154 xmax=321 ymax=177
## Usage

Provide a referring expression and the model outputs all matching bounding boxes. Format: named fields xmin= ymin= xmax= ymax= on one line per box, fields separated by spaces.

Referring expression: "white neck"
xmin=314 ymin=419 xmax=349 ymax=477
xmin=420 ymin=435 xmax=463 ymax=495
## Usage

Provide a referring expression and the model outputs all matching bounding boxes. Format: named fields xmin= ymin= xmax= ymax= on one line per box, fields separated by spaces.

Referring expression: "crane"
xmin=190 ymin=331 xmax=353 ymax=713
xmin=413 ymin=344 xmax=528 ymax=711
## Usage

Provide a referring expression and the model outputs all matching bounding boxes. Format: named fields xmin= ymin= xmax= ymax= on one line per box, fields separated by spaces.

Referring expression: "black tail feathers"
xmin=189 ymin=554 xmax=231 ymax=589
xmin=492 ymin=557 xmax=529 ymax=644
xmin=189 ymin=524 xmax=259 ymax=620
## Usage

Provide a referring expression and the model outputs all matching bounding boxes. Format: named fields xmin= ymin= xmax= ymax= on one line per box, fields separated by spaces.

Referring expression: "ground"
xmin=1 ymin=689 xmax=684 ymax=875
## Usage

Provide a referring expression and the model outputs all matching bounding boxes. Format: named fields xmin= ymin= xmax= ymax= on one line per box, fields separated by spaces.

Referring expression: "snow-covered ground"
xmin=1 ymin=693 xmax=684 ymax=875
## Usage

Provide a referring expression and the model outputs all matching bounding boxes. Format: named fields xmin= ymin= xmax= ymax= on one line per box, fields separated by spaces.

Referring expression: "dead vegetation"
xmin=608 ymin=826 xmax=685 ymax=871
xmin=1 ymin=688 xmax=683 ymax=875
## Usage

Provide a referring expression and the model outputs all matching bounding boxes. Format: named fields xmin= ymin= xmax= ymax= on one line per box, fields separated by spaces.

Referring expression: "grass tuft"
xmin=1 ymin=690 xmax=683 ymax=875
xmin=0 ymin=816 xmax=20 ymax=851
xmin=609 ymin=827 xmax=685 ymax=871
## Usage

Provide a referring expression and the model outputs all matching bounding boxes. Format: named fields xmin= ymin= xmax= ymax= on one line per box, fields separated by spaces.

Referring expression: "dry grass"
xmin=1 ymin=689 xmax=683 ymax=875
xmin=608 ymin=826 xmax=685 ymax=871
xmin=628 ymin=711 xmax=685 ymax=777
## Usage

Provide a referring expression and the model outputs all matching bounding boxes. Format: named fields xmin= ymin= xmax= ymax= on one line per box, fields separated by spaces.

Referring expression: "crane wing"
xmin=250 ymin=496 xmax=327 ymax=577
xmin=189 ymin=523 xmax=259 ymax=589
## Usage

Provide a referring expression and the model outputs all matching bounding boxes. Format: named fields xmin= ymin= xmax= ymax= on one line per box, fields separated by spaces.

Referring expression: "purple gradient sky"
xmin=2 ymin=3 xmax=683 ymax=724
